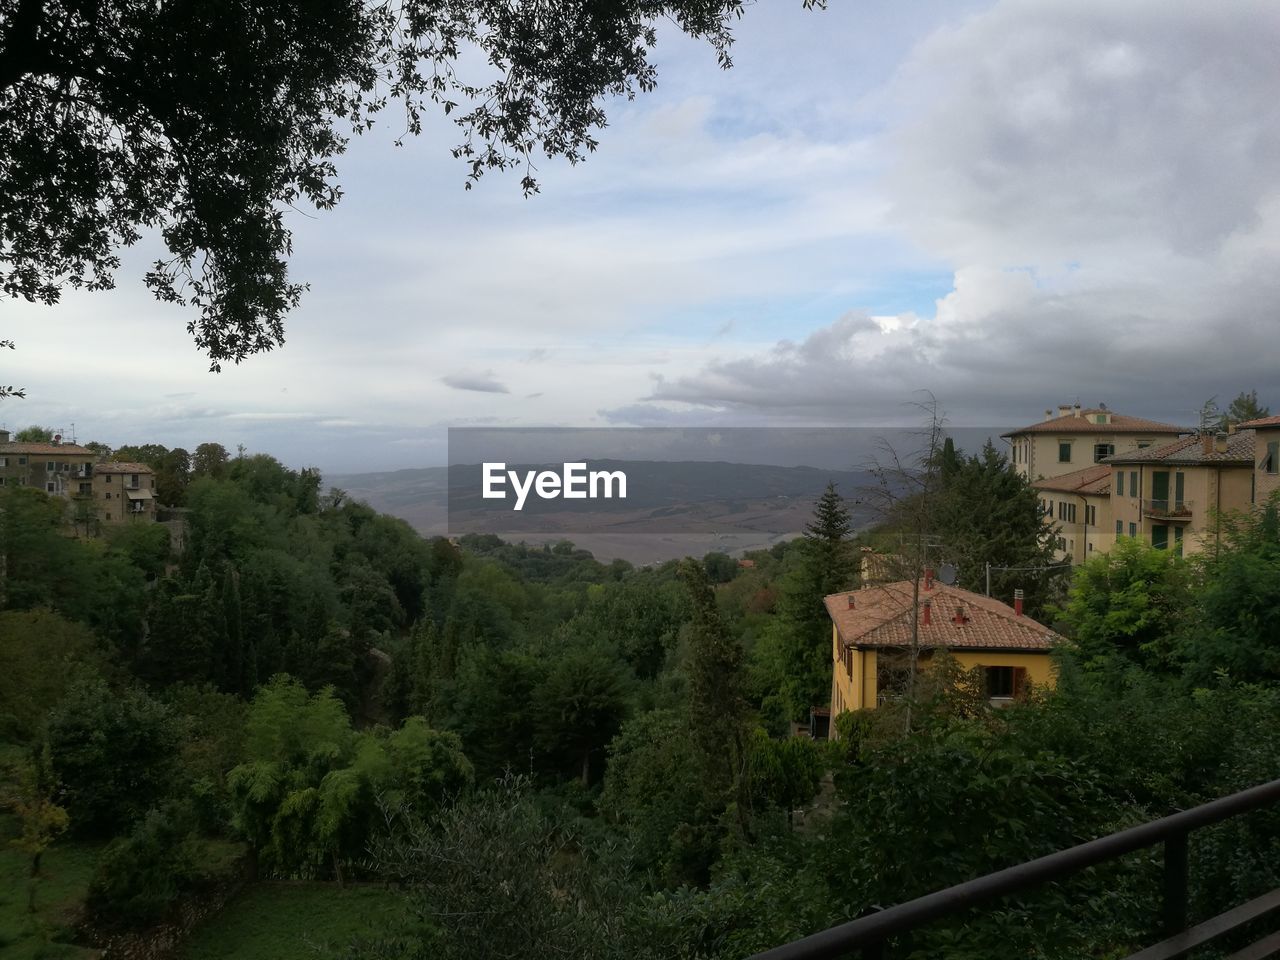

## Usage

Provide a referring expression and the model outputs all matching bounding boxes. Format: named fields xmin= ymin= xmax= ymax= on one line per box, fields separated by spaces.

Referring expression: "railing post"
xmin=1163 ymin=831 xmax=1189 ymax=936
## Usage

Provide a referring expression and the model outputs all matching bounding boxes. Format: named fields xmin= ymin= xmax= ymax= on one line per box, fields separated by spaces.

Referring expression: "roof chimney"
xmin=1073 ymin=403 xmax=1081 ymax=417
xmin=846 ymin=594 xmax=856 ymax=610
xmin=1215 ymin=431 xmax=1228 ymax=454
xmin=0 ymin=429 xmax=8 ymax=444
xmin=1201 ymin=432 xmax=1213 ymax=455
xmin=952 ymin=605 xmax=969 ymax=624
xmin=1058 ymin=405 xmax=1073 ymax=418
xmin=921 ymin=600 xmax=932 ymax=626
xmin=1014 ymin=588 xmax=1024 ymax=617
xmin=924 ymin=568 xmax=934 ymax=590
xmin=1044 ymin=409 xmax=1054 ymax=422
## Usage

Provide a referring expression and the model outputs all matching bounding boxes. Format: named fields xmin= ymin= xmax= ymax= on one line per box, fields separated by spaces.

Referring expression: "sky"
xmin=5 ymin=0 xmax=1280 ymax=474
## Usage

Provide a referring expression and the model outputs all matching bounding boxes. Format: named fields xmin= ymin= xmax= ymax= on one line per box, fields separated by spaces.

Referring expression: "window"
xmin=1095 ymin=414 xmax=1107 ymax=424
xmin=985 ymin=666 xmax=1015 ymax=699
xmin=46 ymin=482 xmax=55 ymax=492
xmin=1093 ymin=443 xmax=1115 ymax=462
xmin=1058 ymin=441 xmax=1072 ymax=463
xmin=1130 ymin=522 xmax=1137 ymax=537
xmin=1152 ymin=525 xmax=1168 ymax=550
xmin=1137 ymin=440 xmax=1152 ymax=449
xmin=1174 ymin=526 xmax=1184 ymax=557
xmin=46 ymin=461 xmax=55 ymax=471
xmin=0 ymin=477 xmax=5 ymax=486
xmin=1086 ymin=504 xmax=1096 ymax=525
xmin=1130 ymin=471 xmax=1138 ymax=496
xmin=105 ymin=474 xmax=113 ymax=482
xmin=1116 ymin=520 xmax=1123 ymax=536
xmin=78 ymin=482 xmax=91 ymax=494
xmin=0 ymin=457 xmax=5 ymax=467
xmin=105 ymin=492 xmax=112 ymax=499
xmin=1267 ymin=441 xmax=1279 ymax=475
xmin=1116 ymin=471 xmax=1124 ymax=496
xmin=17 ymin=456 xmax=26 ymax=465
xmin=129 ymin=474 xmax=139 ymax=487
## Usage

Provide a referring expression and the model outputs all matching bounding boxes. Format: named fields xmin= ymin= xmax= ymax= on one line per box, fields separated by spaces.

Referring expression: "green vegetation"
xmin=2 ymin=434 xmax=1280 ymax=958
xmin=181 ymin=884 xmax=400 ymax=960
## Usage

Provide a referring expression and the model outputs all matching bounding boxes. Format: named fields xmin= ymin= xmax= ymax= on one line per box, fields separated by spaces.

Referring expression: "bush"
xmin=87 ymin=807 xmax=201 ymax=926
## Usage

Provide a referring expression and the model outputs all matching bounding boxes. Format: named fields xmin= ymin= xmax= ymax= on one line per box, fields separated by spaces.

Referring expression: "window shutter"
xmin=1013 ymin=667 xmax=1029 ymax=700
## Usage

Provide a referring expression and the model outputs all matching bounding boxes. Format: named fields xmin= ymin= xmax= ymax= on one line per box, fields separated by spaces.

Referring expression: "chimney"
xmin=1044 ymin=409 xmax=1054 ymax=421
xmin=1014 ymin=588 xmax=1024 ymax=617
xmin=1058 ymin=405 xmax=1073 ymax=418
xmin=924 ymin=568 xmax=935 ymax=590
xmin=0 ymin=429 xmax=8 ymax=444
xmin=1215 ymin=432 xmax=1228 ymax=454
xmin=921 ymin=600 xmax=932 ymax=626
xmin=952 ymin=605 xmax=969 ymax=624
xmin=846 ymin=594 xmax=856 ymax=610
xmin=1202 ymin=432 xmax=1213 ymax=455
xmin=1073 ymin=403 xmax=1081 ymax=417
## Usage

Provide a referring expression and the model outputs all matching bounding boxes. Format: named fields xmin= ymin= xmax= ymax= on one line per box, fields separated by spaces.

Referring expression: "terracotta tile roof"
xmin=1239 ymin=416 xmax=1280 ymax=429
xmin=0 ymin=442 xmax=94 ymax=456
xmin=824 ymin=580 xmax=1058 ymax=652
xmin=1032 ymin=463 xmax=1112 ymax=496
xmin=1002 ymin=409 xmax=1186 ymax=438
xmin=1104 ymin=431 xmax=1255 ymax=466
xmin=96 ymin=461 xmax=155 ymax=474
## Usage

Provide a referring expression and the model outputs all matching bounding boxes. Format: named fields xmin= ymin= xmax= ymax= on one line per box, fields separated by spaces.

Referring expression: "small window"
xmin=105 ymin=492 xmax=112 ymax=499
xmin=1058 ymin=441 xmax=1072 ymax=463
xmin=1116 ymin=520 xmax=1123 ymax=536
xmin=46 ymin=461 xmax=55 ymax=471
xmin=1116 ymin=471 xmax=1124 ymax=496
xmin=985 ymin=666 xmax=1016 ymax=699
xmin=1130 ymin=471 xmax=1138 ymax=495
xmin=0 ymin=457 xmax=6 ymax=467
xmin=105 ymin=474 xmax=113 ymax=482
xmin=1174 ymin=527 xmax=1184 ymax=557
xmin=46 ymin=482 xmax=55 ymax=492
xmin=1094 ymin=443 xmax=1115 ymax=462
xmin=1130 ymin=522 xmax=1137 ymax=537
xmin=17 ymin=456 xmax=26 ymax=465
xmin=1267 ymin=441 xmax=1279 ymax=475
xmin=1095 ymin=414 xmax=1107 ymax=424
xmin=1137 ymin=440 xmax=1152 ymax=449
xmin=1152 ymin=525 xmax=1169 ymax=550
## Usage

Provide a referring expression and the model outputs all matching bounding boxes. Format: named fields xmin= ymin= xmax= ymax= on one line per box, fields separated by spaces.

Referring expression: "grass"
xmin=180 ymin=883 xmax=403 ymax=960
xmin=0 ymin=815 xmax=101 ymax=960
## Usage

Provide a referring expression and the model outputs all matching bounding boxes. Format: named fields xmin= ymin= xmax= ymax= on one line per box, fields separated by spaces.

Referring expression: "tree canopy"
xmin=1 ymin=0 xmax=822 ymax=370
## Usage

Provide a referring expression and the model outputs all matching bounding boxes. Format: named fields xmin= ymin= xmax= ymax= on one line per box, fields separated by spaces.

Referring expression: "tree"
xmin=192 ymin=442 xmax=230 ymax=478
xmin=530 ymin=642 xmax=630 ymax=784
xmin=930 ymin=440 xmax=1060 ymax=616
xmin=1 ymin=0 xmax=823 ymax=369
xmin=1222 ymin=389 xmax=1270 ymax=428
xmin=46 ymin=679 xmax=180 ymax=836
xmin=0 ymin=608 xmax=107 ymax=741
xmin=1056 ymin=537 xmax=1193 ymax=671
xmin=13 ymin=424 xmax=53 ymax=441
xmin=2 ymin=743 xmax=70 ymax=914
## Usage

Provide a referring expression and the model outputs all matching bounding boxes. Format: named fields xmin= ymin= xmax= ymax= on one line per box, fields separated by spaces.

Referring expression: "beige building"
xmin=0 ymin=430 xmax=96 ymax=497
xmin=1033 ymin=464 xmax=1114 ymax=564
xmin=1003 ymin=404 xmax=1186 ymax=483
xmin=1105 ymin=431 xmax=1255 ymax=557
xmin=92 ymin=461 xmax=158 ymax=523
xmin=1241 ymin=416 xmax=1280 ymax=506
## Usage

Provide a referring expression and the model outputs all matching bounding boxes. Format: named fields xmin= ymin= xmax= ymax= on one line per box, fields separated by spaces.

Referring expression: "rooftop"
xmin=1032 ymin=463 xmax=1112 ymax=496
xmin=1239 ymin=416 xmax=1280 ymax=429
xmin=95 ymin=461 xmax=155 ymax=474
xmin=0 ymin=442 xmax=94 ymax=456
xmin=1104 ymin=430 xmax=1255 ymax=466
xmin=824 ymin=580 xmax=1058 ymax=652
xmin=1002 ymin=408 xmax=1186 ymax=438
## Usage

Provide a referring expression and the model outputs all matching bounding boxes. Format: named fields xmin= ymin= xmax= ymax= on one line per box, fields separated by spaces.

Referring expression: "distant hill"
xmin=327 ymin=460 xmax=881 ymax=564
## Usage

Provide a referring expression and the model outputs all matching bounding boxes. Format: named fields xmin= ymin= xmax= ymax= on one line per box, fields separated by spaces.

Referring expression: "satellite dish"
xmin=937 ymin=563 xmax=958 ymax=586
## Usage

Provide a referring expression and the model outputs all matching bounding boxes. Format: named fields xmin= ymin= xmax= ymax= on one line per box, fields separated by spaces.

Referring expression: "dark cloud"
xmin=441 ymin=372 xmax=510 ymax=394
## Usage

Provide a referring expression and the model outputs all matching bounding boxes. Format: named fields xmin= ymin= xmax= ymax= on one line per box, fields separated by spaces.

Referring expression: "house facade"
xmin=1105 ymin=431 xmax=1255 ymax=557
xmin=826 ymin=577 xmax=1058 ymax=734
xmin=92 ymin=461 xmax=158 ymax=523
xmin=0 ymin=430 xmax=96 ymax=496
xmin=1003 ymin=404 xmax=1186 ymax=483
xmin=1241 ymin=416 xmax=1280 ymax=506
xmin=1033 ymin=464 xmax=1114 ymax=564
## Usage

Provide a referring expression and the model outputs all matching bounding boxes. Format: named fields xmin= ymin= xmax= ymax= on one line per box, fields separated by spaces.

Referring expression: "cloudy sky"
xmin=5 ymin=0 xmax=1278 ymax=473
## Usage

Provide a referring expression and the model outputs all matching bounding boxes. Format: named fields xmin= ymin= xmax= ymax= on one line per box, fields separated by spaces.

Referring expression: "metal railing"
xmin=1142 ymin=499 xmax=1194 ymax=519
xmin=747 ymin=778 xmax=1280 ymax=960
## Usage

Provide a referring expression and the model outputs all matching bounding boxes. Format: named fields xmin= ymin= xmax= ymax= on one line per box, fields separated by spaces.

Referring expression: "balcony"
xmin=1142 ymin=499 xmax=1194 ymax=521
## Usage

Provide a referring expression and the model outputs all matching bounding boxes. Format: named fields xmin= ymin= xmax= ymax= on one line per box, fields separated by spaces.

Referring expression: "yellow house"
xmin=1003 ymin=404 xmax=1185 ymax=483
xmin=1033 ymin=464 xmax=1114 ymax=565
xmin=92 ymin=461 xmax=158 ymax=524
xmin=1106 ymin=431 xmax=1254 ymax=557
xmin=825 ymin=578 xmax=1058 ymax=735
xmin=0 ymin=432 xmax=96 ymax=497
xmin=1240 ymin=416 xmax=1280 ymax=506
